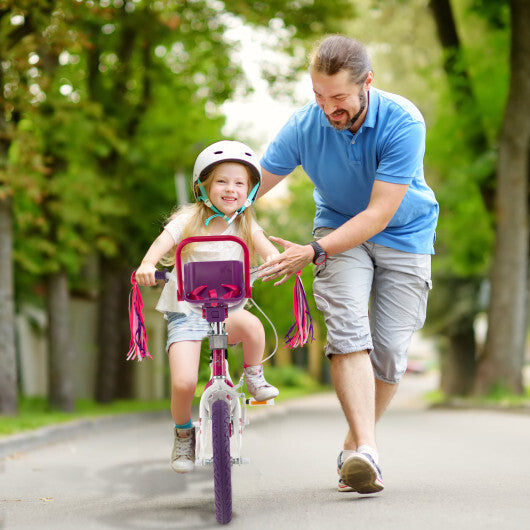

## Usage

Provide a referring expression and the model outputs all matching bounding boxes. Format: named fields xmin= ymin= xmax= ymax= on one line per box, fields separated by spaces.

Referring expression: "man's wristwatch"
xmin=309 ymin=241 xmax=327 ymax=265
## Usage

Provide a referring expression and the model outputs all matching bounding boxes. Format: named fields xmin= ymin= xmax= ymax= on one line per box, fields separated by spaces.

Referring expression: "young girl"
xmin=134 ymin=140 xmax=280 ymax=473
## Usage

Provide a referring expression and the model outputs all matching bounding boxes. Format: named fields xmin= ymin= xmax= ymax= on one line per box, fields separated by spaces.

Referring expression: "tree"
xmin=475 ymin=0 xmax=530 ymax=395
xmin=427 ymin=0 xmax=497 ymax=395
xmin=392 ymin=0 xmax=528 ymax=395
xmin=0 ymin=0 xmax=59 ymax=414
xmin=2 ymin=1 xmax=127 ymax=411
xmin=77 ymin=0 xmax=354 ymax=401
xmin=428 ymin=0 xmax=530 ymax=396
xmin=2 ymin=0 xmax=355 ymax=410
xmin=0 ymin=197 xmax=16 ymax=414
xmin=344 ymin=0 xmax=518 ymax=396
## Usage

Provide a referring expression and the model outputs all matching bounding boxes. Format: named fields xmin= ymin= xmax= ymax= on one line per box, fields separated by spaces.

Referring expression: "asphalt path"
xmin=1 ymin=373 xmax=530 ymax=530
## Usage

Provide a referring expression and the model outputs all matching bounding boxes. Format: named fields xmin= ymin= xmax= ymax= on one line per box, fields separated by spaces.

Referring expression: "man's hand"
xmin=258 ymin=236 xmax=314 ymax=286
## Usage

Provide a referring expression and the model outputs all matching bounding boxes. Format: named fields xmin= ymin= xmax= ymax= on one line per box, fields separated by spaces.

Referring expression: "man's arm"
xmin=260 ymin=179 xmax=409 ymax=285
xmin=257 ymin=166 xmax=288 ymax=198
xmin=317 ymin=179 xmax=409 ymax=255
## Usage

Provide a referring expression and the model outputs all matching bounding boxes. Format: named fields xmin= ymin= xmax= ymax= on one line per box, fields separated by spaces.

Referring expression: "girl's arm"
xmin=253 ymin=229 xmax=280 ymax=262
xmin=135 ymin=229 xmax=175 ymax=286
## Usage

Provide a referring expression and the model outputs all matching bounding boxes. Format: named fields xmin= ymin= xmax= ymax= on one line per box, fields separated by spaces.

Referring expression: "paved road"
xmin=1 ymin=373 xmax=530 ymax=529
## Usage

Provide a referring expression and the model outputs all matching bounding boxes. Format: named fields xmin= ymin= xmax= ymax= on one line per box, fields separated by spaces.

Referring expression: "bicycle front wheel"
xmin=212 ymin=399 xmax=232 ymax=524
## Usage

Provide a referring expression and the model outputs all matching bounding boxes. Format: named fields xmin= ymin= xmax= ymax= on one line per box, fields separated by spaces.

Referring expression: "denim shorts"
xmin=165 ymin=311 xmax=209 ymax=352
xmin=312 ymin=228 xmax=432 ymax=384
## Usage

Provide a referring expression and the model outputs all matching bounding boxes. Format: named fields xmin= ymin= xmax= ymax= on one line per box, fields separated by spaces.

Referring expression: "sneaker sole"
xmin=338 ymin=481 xmax=355 ymax=492
xmin=340 ymin=455 xmax=384 ymax=494
xmin=171 ymin=461 xmax=195 ymax=473
xmin=252 ymin=391 xmax=279 ymax=402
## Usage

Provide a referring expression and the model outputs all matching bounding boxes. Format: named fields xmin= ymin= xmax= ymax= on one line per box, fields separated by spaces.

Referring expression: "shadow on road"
xmin=96 ymin=458 xmax=219 ymax=529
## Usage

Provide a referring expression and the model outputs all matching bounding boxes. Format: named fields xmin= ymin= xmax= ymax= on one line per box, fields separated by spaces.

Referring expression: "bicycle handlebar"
xmin=154 ymin=270 xmax=169 ymax=282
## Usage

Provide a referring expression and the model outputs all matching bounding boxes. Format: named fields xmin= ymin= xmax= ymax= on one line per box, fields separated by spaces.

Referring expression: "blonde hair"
xmin=160 ymin=164 xmax=257 ymax=267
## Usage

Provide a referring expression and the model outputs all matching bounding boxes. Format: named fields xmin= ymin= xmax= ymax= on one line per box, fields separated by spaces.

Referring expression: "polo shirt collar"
xmin=363 ymin=87 xmax=378 ymax=129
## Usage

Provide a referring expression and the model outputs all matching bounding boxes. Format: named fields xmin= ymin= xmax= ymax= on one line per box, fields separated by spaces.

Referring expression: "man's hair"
xmin=310 ymin=35 xmax=372 ymax=85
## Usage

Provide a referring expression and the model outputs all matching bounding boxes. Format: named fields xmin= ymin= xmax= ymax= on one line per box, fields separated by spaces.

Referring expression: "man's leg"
xmin=375 ymin=378 xmax=399 ymax=421
xmin=342 ymin=377 xmax=399 ymax=449
xmin=332 ymin=351 xmax=385 ymax=493
xmin=331 ymin=351 xmax=376 ymax=451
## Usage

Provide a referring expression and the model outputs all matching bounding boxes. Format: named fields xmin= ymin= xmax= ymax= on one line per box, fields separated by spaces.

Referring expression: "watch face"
xmin=314 ymin=253 xmax=326 ymax=265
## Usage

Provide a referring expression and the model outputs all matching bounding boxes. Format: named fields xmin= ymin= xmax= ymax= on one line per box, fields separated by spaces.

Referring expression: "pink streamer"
xmin=284 ymin=270 xmax=314 ymax=349
xmin=127 ymin=272 xmax=152 ymax=361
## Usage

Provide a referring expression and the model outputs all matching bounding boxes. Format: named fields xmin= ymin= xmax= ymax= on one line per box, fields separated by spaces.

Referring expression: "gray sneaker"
xmin=244 ymin=365 xmax=279 ymax=402
xmin=171 ymin=427 xmax=195 ymax=473
xmin=338 ymin=451 xmax=384 ymax=494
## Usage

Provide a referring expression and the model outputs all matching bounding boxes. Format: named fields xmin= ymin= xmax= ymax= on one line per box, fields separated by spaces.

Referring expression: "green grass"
xmin=425 ymin=384 xmax=530 ymax=409
xmin=1 ymin=365 xmax=331 ymax=438
xmin=0 ymin=397 xmax=169 ymax=437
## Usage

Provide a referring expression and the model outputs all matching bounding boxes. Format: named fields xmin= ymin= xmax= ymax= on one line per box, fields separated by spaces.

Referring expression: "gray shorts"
xmin=312 ymin=228 xmax=432 ymax=384
xmin=165 ymin=311 xmax=209 ymax=352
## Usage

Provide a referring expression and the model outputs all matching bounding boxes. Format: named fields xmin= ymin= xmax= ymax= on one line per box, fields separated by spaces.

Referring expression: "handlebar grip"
xmin=154 ymin=270 xmax=169 ymax=282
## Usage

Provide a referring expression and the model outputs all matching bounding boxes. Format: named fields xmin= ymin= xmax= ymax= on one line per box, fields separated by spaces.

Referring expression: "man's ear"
xmin=365 ymin=71 xmax=374 ymax=90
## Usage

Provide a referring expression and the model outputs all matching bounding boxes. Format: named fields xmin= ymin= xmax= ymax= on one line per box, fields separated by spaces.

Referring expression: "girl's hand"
xmin=134 ymin=262 xmax=157 ymax=286
xmin=258 ymin=236 xmax=314 ymax=286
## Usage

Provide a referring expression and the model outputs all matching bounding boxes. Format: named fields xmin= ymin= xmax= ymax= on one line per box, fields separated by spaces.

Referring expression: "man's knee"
xmin=370 ymin=342 xmax=407 ymax=384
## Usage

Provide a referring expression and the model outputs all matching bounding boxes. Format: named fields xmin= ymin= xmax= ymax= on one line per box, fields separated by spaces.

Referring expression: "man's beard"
xmin=326 ymin=92 xmax=366 ymax=131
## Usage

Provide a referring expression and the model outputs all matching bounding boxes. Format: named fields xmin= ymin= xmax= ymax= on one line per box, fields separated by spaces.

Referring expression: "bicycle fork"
xmin=195 ymin=321 xmax=248 ymax=466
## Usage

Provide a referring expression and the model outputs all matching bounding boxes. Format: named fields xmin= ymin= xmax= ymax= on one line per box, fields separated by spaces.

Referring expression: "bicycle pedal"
xmin=230 ymin=457 xmax=250 ymax=465
xmin=246 ymin=398 xmax=275 ymax=406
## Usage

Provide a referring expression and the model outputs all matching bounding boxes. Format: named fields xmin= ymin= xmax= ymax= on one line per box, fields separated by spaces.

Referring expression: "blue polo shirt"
xmin=261 ymin=87 xmax=438 ymax=254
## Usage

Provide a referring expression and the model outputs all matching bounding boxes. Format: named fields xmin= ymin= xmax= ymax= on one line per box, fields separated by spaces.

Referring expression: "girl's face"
xmin=207 ymin=162 xmax=250 ymax=217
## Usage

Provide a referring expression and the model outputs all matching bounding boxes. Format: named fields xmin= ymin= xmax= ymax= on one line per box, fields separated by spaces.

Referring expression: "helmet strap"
xmin=196 ymin=184 xmax=227 ymax=225
xmin=198 ymin=181 xmax=259 ymax=226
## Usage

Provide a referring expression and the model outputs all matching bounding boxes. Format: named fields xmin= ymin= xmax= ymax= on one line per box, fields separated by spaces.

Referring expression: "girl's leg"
xmin=168 ymin=340 xmax=201 ymax=425
xmin=225 ymin=309 xmax=265 ymax=366
xmin=226 ymin=309 xmax=279 ymax=401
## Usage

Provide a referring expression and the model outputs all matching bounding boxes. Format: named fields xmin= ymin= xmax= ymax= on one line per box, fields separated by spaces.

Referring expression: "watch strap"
xmin=309 ymin=241 xmax=327 ymax=264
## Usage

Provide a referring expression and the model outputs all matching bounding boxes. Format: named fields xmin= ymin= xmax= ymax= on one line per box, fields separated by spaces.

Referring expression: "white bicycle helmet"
xmin=192 ymin=140 xmax=261 ymax=225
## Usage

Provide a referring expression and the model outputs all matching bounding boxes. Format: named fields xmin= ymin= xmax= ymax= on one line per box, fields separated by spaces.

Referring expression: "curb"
xmin=0 ymin=410 xmax=169 ymax=460
xmin=0 ymin=396 xmax=306 ymax=461
xmin=0 ymin=375 xmax=441 ymax=461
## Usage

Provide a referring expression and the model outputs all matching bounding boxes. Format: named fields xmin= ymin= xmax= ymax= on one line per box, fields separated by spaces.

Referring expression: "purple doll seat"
xmin=175 ymin=235 xmax=252 ymax=323
xmin=182 ymin=260 xmax=245 ymax=306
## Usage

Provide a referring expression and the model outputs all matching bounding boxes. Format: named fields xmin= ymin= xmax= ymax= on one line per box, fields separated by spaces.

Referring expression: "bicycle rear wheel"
xmin=212 ymin=399 xmax=232 ymax=524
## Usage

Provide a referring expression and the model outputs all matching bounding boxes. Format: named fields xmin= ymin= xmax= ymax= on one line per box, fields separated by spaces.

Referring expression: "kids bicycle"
xmin=128 ymin=234 xmax=313 ymax=525
xmin=155 ymin=234 xmax=272 ymax=525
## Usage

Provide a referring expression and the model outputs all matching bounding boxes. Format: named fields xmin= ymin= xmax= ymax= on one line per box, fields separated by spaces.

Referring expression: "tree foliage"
xmin=1 ymin=0 xmax=354 ymax=410
xmin=339 ymin=0 xmax=526 ymax=397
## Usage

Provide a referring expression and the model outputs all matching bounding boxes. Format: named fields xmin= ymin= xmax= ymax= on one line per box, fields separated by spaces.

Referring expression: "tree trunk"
xmin=474 ymin=0 xmax=530 ymax=395
xmin=46 ymin=269 xmax=75 ymax=411
xmin=0 ymin=196 xmax=18 ymax=415
xmin=0 ymin=34 xmax=18 ymax=414
xmin=440 ymin=326 xmax=476 ymax=396
xmin=96 ymin=258 xmax=131 ymax=403
xmin=428 ymin=0 xmax=498 ymax=397
xmin=428 ymin=276 xmax=481 ymax=397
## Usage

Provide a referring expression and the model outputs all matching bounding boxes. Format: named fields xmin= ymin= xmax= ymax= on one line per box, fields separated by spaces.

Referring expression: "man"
xmin=258 ymin=35 xmax=438 ymax=494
